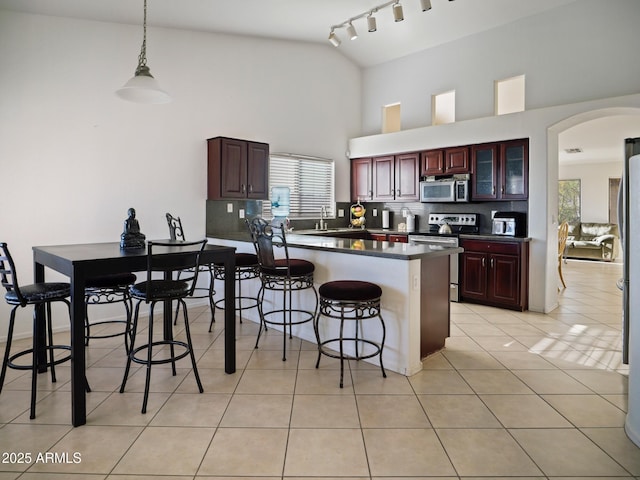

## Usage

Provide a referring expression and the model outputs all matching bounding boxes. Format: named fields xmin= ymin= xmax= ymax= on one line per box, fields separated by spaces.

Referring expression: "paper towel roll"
xmin=382 ymin=210 xmax=390 ymax=229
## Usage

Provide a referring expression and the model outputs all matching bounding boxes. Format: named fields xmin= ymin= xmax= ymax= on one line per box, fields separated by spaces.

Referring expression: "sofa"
xmin=565 ymin=222 xmax=619 ymax=261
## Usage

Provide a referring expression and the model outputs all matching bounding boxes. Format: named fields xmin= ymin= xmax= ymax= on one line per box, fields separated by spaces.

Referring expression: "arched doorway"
xmin=548 ymin=107 xmax=640 ymax=448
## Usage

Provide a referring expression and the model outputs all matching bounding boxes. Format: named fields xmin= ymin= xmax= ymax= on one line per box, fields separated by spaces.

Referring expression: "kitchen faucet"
xmin=319 ymin=206 xmax=327 ymax=230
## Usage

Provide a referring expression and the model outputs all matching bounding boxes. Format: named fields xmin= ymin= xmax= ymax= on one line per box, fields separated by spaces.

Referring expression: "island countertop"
xmin=209 ymin=231 xmax=462 ymax=260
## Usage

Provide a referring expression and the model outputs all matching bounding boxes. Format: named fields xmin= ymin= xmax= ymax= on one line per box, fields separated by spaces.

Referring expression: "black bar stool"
xmin=246 ymin=217 xmax=318 ymax=361
xmin=166 ymin=213 xmax=215 ymax=324
xmin=0 ymin=242 xmax=73 ymax=419
xmin=210 ymin=252 xmax=259 ymax=331
xmin=84 ymin=272 xmax=136 ymax=351
xmin=119 ymin=239 xmax=208 ymax=414
xmin=313 ymin=280 xmax=386 ymax=388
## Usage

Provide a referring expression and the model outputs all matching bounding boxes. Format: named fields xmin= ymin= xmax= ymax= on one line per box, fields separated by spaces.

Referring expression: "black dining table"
xmin=32 ymin=241 xmax=236 ymax=427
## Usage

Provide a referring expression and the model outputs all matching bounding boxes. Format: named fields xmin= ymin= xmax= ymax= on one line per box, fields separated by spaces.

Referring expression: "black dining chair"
xmin=0 ymin=242 xmax=75 ymax=419
xmin=246 ymin=217 xmax=318 ymax=361
xmin=119 ymin=239 xmax=208 ymax=414
xmin=166 ymin=213 xmax=215 ymax=324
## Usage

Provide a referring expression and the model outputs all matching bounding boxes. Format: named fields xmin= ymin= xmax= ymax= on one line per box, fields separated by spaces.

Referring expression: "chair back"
xmin=145 ymin=239 xmax=208 ymax=300
xmin=558 ymin=221 xmax=569 ymax=255
xmin=246 ymin=217 xmax=290 ymax=273
xmin=0 ymin=243 xmax=26 ymax=306
xmin=166 ymin=213 xmax=185 ymax=241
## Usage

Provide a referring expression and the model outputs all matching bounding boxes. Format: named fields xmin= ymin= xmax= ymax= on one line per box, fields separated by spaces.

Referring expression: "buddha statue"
xmin=120 ymin=207 xmax=146 ymax=250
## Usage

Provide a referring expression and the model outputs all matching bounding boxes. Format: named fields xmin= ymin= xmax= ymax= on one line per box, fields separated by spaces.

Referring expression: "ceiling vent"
xmin=564 ymin=148 xmax=583 ymax=154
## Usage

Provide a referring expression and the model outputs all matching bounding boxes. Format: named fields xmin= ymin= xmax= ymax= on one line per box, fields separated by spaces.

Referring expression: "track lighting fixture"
xmin=346 ymin=22 xmax=358 ymax=40
xmin=393 ymin=1 xmax=404 ymax=22
xmin=328 ymin=0 xmax=452 ymax=47
xmin=328 ymin=29 xmax=341 ymax=47
xmin=367 ymin=13 xmax=377 ymax=33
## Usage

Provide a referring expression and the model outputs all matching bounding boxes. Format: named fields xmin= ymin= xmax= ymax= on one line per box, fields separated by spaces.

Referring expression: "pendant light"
xmin=116 ymin=0 xmax=171 ymax=104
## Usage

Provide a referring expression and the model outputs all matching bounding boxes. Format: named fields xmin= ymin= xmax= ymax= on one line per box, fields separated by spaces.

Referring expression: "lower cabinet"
xmin=369 ymin=233 xmax=408 ymax=243
xmin=460 ymin=238 xmax=529 ymax=311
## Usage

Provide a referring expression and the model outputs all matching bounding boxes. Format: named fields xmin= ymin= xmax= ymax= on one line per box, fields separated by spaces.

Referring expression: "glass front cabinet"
xmin=471 ymin=139 xmax=528 ymax=201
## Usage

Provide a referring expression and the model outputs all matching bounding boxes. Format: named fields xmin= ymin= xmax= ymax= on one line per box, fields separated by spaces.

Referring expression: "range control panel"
xmin=428 ymin=213 xmax=478 ymax=226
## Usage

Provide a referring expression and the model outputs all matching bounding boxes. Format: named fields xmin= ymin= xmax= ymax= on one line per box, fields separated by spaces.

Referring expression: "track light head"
xmin=367 ymin=14 xmax=377 ymax=32
xmin=328 ymin=30 xmax=341 ymax=47
xmin=420 ymin=0 xmax=432 ymax=11
xmin=393 ymin=2 xmax=404 ymax=22
xmin=346 ymin=22 xmax=358 ymax=40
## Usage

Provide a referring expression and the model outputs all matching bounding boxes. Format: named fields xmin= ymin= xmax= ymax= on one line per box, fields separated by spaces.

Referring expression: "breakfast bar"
xmin=210 ymin=232 xmax=462 ymax=376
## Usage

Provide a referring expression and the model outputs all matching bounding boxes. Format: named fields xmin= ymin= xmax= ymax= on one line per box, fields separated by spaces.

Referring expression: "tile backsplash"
xmin=206 ymin=199 xmax=528 ymax=236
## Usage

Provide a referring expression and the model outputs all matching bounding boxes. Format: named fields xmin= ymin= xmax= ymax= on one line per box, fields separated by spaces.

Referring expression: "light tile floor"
xmin=1 ymin=259 xmax=640 ymax=479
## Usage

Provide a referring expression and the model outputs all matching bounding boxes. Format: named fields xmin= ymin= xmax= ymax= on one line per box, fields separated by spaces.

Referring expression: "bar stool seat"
xmin=210 ymin=252 xmax=259 ymax=331
xmin=84 ymin=272 xmax=136 ymax=350
xmin=314 ymin=280 xmax=386 ymax=388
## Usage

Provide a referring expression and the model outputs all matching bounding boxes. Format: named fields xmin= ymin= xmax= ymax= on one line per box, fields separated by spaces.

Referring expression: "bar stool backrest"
xmin=246 ymin=217 xmax=291 ymax=272
xmin=144 ymin=240 xmax=208 ymax=301
xmin=166 ymin=213 xmax=186 ymax=241
xmin=0 ymin=243 xmax=26 ymax=306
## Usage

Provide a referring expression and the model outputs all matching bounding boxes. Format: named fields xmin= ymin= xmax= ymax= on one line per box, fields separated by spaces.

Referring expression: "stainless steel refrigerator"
xmin=621 ymin=137 xmax=640 ymax=446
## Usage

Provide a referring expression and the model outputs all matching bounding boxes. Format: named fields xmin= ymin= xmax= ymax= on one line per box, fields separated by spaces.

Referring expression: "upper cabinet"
xmin=207 ymin=136 xmax=269 ymax=200
xmin=351 ymin=152 xmax=419 ymax=202
xmin=421 ymin=147 xmax=470 ymax=176
xmin=471 ymin=139 xmax=528 ymax=201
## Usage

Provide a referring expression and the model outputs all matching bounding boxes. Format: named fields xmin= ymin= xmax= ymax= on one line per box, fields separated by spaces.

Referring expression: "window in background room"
xmin=432 ymin=90 xmax=455 ymax=125
xmin=263 ymin=154 xmax=335 ymax=220
xmin=382 ymin=103 xmax=401 ymax=133
xmin=609 ymin=177 xmax=621 ymax=224
xmin=495 ymin=75 xmax=525 ymax=115
xmin=558 ymin=179 xmax=581 ymax=223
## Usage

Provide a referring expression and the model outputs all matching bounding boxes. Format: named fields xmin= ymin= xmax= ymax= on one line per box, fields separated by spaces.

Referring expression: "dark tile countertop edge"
xmin=207 ymin=231 xmax=463 ymax=261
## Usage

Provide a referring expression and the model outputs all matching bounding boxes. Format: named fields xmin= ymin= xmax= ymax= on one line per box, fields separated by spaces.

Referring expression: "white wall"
xmin=559 ymin=162 xmax=623 ymax=224
xmin=0 ymin=10 xmax=361 ymax=339
xmin=360 ymin=0 xmax=640 ymax=135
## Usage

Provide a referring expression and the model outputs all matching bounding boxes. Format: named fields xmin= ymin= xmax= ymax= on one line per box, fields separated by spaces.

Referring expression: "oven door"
xmin=410 ymin=235 xmax=460 ymax=302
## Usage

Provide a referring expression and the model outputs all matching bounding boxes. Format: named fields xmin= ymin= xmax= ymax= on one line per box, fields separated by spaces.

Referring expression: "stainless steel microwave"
xmin=420 ymin=179 xmax=469 ymax=203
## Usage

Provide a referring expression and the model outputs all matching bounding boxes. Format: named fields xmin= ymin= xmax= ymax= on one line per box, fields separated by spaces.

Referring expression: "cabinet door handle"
xmin=482 ymin=257 xmax=485 ymax=268
xmin=248 ymin=184 xmax=253 ymax=193
xmin=490 ymin=257 xmax=494 ymax=268
xmin=492 ymin=186 xmax=496 ymax=195
xmin=241 ymin=184 xmax=246 ymax=193
xmin=501 ymin=185 xmax=505 ymax=194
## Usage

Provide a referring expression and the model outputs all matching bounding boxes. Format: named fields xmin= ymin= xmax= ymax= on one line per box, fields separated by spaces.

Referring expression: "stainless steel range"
xmin=410 ymin=213 xmax=479 ymax=302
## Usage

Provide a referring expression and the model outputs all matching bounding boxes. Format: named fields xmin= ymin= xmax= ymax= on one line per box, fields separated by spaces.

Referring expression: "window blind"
xmin=263 ymin=154 xmax=335 ymax=220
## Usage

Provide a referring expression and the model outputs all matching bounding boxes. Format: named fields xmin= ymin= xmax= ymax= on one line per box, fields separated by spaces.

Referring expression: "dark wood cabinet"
xmin=351 ymin=152 xmax=419 ymax=202
xmin=387 ymin=234 xmax=409 ymax=243
xmin=460 ymin=238 xmax=529 ymax=311
xmin=421 ymin=149 xmax=444 ymax=176
xmin=207 ymin=136 xmax=269 ymax=200
xmin=421 ymin=147 xmax=469 ymax=176
xmin=351 ymin=158 xmax=374 ymax=202
xmin=471 ymin=139 xmax=528 ymax=201
xmin=444 ymin=146 xmax=470 ymax=174
xmin=372 ymin=155 xmax=395 ymax=201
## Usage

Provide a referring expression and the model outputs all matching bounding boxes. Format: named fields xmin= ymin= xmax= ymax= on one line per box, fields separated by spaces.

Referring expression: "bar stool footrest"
xmin=129 ymin=340 xmax=191 ymax=366
xmin=8 ymin=345 xmax=72 ymax=371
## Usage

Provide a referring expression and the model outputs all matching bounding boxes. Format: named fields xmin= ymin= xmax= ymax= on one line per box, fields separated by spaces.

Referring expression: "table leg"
xmin=70 ymin=268 xmax=87 ymax=427
xmin=33 ymin=263 xmax=47 ymax=373
xmin=224 ymin=255 xmax=236 ymax=374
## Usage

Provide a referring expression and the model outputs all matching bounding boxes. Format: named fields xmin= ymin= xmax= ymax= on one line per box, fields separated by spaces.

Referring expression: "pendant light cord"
xmin=136 ymin=0 xmax=148 ymax=71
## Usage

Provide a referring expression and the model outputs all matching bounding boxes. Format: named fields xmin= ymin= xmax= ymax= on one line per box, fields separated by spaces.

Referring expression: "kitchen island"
xmin=208 ymin=232 xmax=462 ymax=376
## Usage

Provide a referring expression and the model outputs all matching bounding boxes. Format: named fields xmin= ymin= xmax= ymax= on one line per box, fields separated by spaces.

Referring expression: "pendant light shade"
xmin=116 ymin=0 xmax=171 ymax=104
xmin=116 ymin=66 xmax=171 ymax=104
xmin=346 ymin=22 xmax=358 ymax=40
xmin=367 ymin=14 xmax=377 ymax=32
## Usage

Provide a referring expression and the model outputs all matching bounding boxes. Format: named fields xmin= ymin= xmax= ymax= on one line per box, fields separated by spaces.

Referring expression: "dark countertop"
xmin=208 ymin=231 xmax=463 ymax=261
